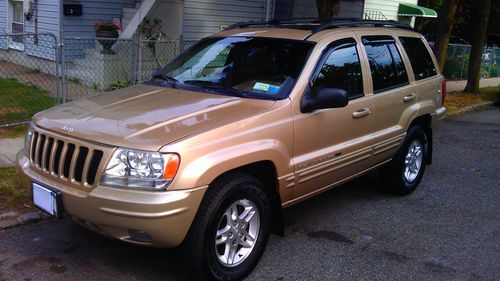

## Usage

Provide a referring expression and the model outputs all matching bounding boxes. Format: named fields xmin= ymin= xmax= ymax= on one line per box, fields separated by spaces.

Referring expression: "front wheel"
xmin=180 ymin=173 xmax=272 ymax=281
xmin=381 ymin=125 xmax=428 ymax=195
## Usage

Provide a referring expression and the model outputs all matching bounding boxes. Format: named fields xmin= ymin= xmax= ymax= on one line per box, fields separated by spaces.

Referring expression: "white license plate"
xmin=32 ymin=182 xmax=62 ymax=218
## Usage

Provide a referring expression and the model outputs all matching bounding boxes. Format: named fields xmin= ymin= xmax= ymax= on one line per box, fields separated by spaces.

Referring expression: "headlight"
xmin=24 ymin=122 xmax=35 ymax=153
xmin=101 ymin=148 xmax=180 ymax=190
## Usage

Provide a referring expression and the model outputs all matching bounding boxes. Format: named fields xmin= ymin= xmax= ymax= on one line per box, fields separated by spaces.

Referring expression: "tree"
xmin=434 ymin=0 xmax=459 ymax=72
xmin=316 ymin=0 xmax=341 ymax=22
xmin=464 ymin=0 xmax=492 ymax=93
xmin=414 ymin=0 xmax=444 ymax=32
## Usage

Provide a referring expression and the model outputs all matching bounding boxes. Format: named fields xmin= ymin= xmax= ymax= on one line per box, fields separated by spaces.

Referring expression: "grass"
xmin=67 ymin=76 xmax=81 ymax=84
xmin=0 ymin=166 xmax=30 ymax=208
xmin=0 ymin=124 xmax=28 ymax=138
xmin=0 ymin=78 xmax=55 ymax=138
xmin=446 ymin=85 xmax=500 ymax=115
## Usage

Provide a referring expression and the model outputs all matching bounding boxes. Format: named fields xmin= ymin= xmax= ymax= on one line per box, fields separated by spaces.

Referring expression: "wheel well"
xmin=409 ymin=114 xmax=433 ymax=165
xmin=212 ymin=161 xmax=284 ymax=236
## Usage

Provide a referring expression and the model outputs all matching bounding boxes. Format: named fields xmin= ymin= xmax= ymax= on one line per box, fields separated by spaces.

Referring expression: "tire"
xmin=180 ymin=172 xmax=272 ymax=281
xmin=381 ymin=125 xmax=429 ymax=195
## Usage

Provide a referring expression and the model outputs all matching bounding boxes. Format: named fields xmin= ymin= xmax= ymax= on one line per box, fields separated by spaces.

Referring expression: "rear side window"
xmin=399 ymin=37 xmax=437 ymax=80
xmin=313 ymin=38 xmax=364 ymax=99
xmin=362 ymin=36 xmax=409 ymax=93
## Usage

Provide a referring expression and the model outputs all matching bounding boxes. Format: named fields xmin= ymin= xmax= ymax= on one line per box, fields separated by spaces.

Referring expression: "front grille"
xmin=30 ymin=130 xmax=104 ymax=187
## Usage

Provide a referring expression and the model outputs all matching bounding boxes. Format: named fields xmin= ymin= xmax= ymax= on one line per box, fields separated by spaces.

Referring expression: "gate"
xmin=0 ymin=33 xmax=62 ymax=127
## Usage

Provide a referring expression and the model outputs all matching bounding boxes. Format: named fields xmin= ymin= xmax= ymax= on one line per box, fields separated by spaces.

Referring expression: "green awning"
xmin=399 ymin=3 xmax=438 ymax=18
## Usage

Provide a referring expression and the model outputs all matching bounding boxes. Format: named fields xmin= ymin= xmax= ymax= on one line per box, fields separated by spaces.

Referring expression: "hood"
xmin=34 ymin=84 xmax=275 ymax=151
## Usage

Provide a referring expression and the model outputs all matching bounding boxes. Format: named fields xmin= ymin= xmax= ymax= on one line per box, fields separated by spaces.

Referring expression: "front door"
xmin=291 ymin=37 xmax=375 ymax=200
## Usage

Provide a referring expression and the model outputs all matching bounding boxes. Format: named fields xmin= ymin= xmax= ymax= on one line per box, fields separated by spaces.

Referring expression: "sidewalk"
xmin=446 ymin=77 xmax=500 ymax=92
xmin=0 ymin=138 xmax=23 ymax=167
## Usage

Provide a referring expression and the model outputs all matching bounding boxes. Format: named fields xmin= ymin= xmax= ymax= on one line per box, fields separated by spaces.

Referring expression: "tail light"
xmin=441 ymin=80 xmax=446 ymax=106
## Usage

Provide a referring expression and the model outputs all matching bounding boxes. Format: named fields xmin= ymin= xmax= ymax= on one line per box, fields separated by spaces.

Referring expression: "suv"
xmin=17 ymin=20 xmax=446 ymax=280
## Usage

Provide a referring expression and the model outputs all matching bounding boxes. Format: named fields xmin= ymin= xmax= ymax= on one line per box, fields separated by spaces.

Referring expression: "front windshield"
xmin=155 ymin=37 xmax=313 ymax=100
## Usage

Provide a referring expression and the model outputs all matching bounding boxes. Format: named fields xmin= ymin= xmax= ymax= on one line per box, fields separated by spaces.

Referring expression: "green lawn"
xmin=0 ymin=166 xmax=30 ymax=207
xmin=0 ymin=78 xmax=55 ymax=138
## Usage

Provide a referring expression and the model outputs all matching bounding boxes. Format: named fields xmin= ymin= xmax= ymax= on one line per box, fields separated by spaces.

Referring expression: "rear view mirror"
xmin=300 ymin=87 xmax=348 ymax=113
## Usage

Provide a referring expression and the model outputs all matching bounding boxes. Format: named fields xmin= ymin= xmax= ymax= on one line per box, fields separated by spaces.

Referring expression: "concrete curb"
xmin=448 ymin=101 xmax=497 ymax=116
xmin=0 ymin=210 xmax=51 ymax=230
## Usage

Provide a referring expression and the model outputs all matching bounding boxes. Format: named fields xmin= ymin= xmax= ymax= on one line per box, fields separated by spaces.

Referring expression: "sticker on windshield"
xmin=253 ymin=82 xmax=280 ymax=94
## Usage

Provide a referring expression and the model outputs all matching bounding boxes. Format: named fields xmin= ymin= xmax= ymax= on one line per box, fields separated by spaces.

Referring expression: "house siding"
xmin=149 ymin=0 xmax=182 ymax=39
xmin=25 ymin=0 xmax=61 ymax=35
xmin=24 ymin=0 xmax=61 ymax=59
xmin=0 ymin=0 xmax=6 ymax=32
xmin=182 ymin=0 xmax=270 ymax=41
xmin=0 ymin=0 xmax=60 ymax=58
xmin=274 ymin=0 xmax=363 ymax=20
xmin=0 ymin=0 xmax=60 ymax=35
xmin=62 ymin=0 xmax=136 ymax=38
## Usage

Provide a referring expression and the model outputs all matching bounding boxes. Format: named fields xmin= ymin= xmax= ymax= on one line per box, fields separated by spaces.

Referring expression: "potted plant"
xmin=93 ymin=20 xmax=121 ymax=54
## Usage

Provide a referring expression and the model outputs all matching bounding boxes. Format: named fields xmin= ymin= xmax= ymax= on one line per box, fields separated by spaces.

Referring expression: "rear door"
xmin=398 ymin=36 xmax=442 ymax=108
xmin=354 ymin=31 xmax=417 ymax=163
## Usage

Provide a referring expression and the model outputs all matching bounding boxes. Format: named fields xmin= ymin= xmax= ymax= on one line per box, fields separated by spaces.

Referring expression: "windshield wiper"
xmin=183 ymin=80 xmax=245 ymax=97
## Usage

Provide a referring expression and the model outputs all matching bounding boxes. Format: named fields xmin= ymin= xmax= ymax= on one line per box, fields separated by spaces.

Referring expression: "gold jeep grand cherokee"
xmin=17 ymin=20 xmax=446 ymax=280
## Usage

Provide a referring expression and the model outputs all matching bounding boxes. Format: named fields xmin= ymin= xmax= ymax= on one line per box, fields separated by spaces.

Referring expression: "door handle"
xmin=352 ymin=108 xmax=371 ymax=118
xmin=403 ymin=94 xmax=416 ymax=102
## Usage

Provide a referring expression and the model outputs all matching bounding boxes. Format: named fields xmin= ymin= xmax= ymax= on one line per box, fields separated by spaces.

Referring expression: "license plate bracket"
xmin=32 ymin=182 xmax=63 ymax=219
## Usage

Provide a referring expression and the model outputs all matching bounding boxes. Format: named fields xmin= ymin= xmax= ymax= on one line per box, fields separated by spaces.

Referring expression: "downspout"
xmin=34 ymin=0 xmax=38 ymax=44
xmin=265 ymin=0 xmax=272 ymax=21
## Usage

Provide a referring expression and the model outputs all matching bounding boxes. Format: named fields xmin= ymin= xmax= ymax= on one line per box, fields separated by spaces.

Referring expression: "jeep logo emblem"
xmin=61 ymin=124 xmax=74 ymax=134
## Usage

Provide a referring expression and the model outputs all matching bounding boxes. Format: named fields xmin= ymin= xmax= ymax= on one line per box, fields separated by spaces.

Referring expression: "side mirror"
xmin=300 ymin=86 xmax=349 ymax=113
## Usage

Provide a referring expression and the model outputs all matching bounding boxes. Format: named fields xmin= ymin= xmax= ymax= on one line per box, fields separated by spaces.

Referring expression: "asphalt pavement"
xmin=1 ymin=107 xmax=499 ymax=281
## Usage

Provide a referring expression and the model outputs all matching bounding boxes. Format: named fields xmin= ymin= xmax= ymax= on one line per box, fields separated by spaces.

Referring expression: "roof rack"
xmin=224 ymin=18 xmax=412 ymax=33
xmin=224 ymin=18 xmax=320 ymax=31
xmin=310 ymin=19 xmax=412 ymax=34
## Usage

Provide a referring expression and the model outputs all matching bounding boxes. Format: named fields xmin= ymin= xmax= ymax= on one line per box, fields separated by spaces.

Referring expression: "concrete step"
xmin=122 ymin=19 xmax=130 ymax=29
xmin=121 ymin=7 xmax=138 ymax=33
xmin=123 ymin=8 xmax=137 ymax=19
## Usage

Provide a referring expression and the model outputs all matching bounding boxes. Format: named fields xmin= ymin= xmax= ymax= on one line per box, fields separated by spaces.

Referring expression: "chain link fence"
xmin=181 ymin=40 xmax=197 ymax=52
xmin=0 ymin=31 xmax=200 ymax=127
xmin=64 ymin=37 xmax=136 ymax=100
xmin=0 ymin=33 xmax=60 ymax=127
xmin=137 ymin=39 xmax=179 ymax=83
xmin=443 ymin=44 xmax=500 ymax=80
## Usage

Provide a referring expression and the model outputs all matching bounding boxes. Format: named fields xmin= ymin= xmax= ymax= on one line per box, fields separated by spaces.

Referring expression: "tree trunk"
xmin=464 ymin=0 xmax=491 ymax=93
xmin=434 ymin=0 xmax=459 ymax=72
xmin=316 ymin=0 xmax=341 ymax=22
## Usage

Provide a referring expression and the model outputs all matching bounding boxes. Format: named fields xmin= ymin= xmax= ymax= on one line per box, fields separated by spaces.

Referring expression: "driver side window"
xmin=312 ymin=38 xmax=364 ymax=100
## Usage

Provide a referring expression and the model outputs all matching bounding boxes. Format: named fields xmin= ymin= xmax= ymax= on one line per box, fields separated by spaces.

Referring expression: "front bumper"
xmin=16 ymin=150 xmax=207 ymax=248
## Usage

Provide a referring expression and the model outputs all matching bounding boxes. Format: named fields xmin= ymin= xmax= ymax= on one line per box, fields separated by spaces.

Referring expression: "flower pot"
xmin=96 ymin=30 xmax=119 ymax=55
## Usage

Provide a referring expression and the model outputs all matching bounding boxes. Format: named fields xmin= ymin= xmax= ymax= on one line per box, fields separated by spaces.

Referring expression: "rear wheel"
xmin=180 ymin=173 xmax=272 ymax=281
xmin=381 ymin=125 xmax=428 ymax=195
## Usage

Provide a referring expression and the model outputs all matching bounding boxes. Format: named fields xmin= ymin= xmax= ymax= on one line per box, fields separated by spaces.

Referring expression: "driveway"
xmin=1 ymin=107 xmax=499 ymax=281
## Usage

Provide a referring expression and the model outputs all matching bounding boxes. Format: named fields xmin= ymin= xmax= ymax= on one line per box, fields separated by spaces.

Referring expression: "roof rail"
xmin=224 ymin=20 xmax=277 ymax=30
xmin=311 ymin=19 xmax=412 ymax=34
xmin=224 ymin=18 xmax=319 ymax=31
xmin=223 ymin=19 xmax=412 ymax=35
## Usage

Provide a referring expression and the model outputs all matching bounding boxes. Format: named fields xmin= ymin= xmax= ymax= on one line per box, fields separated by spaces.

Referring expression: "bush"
xmin=110 ymin=80 xmax=131 ymax=90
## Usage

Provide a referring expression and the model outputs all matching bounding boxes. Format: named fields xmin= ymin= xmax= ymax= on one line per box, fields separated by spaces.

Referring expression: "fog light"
xmin=128 ymin=230 xmax=153 ymax=243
